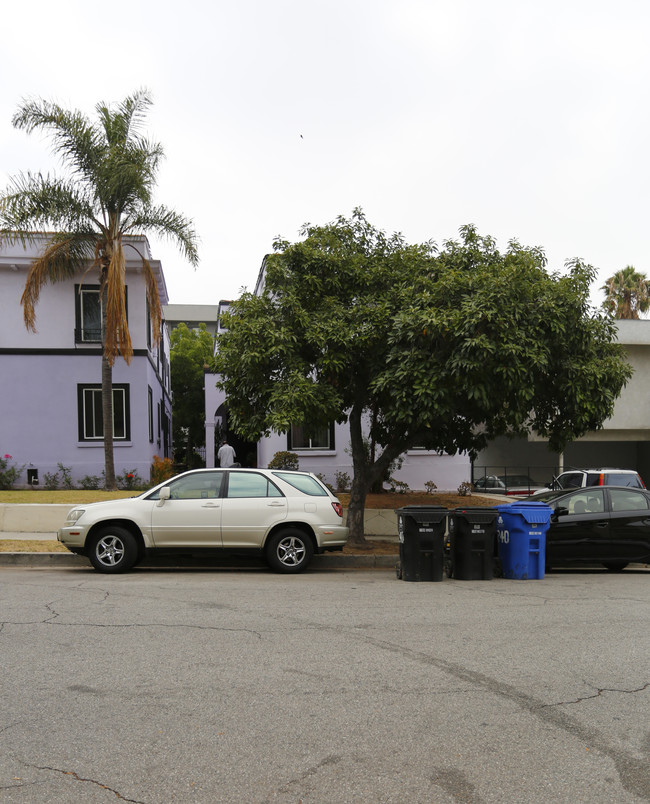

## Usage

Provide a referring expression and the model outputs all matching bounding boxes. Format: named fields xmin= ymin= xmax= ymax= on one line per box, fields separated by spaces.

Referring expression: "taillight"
xmin=331 ymin=502 xmax=343 ymax=517
xmin=599 ymin=473 xmax=605 ymax=486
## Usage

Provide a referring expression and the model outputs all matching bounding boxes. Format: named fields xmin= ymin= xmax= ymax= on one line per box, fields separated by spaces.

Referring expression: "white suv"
xmin=548 ymin=468 xmax=644 ymax=491
xmin=58 ymin=468 xmax=348 ymax=574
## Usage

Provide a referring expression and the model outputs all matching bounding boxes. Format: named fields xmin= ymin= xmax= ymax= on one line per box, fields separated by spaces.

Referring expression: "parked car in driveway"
xmin=545 ymin=468 xmax=644 ymax=491
xmin=58 ymin=468 xmax=349 ymax=574
xmin=531 ymin=485 xmax=650 ymax=571
xmin=473 ymin=474 xmax=543 ymax=496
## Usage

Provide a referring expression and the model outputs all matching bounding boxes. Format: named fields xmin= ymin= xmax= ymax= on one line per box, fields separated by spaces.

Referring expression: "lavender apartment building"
xmin=0 ymin=235 xmax=172 ymax=488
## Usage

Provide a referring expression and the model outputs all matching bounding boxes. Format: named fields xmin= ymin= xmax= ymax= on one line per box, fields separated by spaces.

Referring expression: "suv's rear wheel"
xmin=265 ymin=528 xmax=313 ymax=573
xmin=88 ymin=526 xmax=138 ymax=573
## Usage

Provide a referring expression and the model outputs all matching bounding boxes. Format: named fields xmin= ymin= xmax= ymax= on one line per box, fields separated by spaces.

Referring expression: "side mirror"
xmin=552 ymin=505 xmax=568 ymax=522
xmin=157 ymin=486 xmax=171 ymax=506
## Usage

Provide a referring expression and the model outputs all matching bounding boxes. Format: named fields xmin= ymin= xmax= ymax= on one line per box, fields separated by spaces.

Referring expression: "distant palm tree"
xmin=0 ymin=90 xmax=199 ymax=488
xmin=602 ymin=266 xmax=650 ymax=319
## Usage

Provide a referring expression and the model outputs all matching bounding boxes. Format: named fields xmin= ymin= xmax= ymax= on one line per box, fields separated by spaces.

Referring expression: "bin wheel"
xmin=444 ymin=558 xmax=453 ymax=578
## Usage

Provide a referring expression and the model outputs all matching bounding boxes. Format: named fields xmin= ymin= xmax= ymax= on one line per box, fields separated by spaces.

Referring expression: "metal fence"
xmin=472 ymin=465 xmax=558 ymax=494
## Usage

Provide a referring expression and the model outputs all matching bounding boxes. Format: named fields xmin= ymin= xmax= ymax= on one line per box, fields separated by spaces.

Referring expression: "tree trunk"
xmin=102 ymin=353 xmax=117 ymax=490
xmin=346 ymin=472 xmax=369 ymax=545
xmin=345 ymin=402 xmax=409 ymax=545
xmin=100 ymin=278 xmax=116 ymax=490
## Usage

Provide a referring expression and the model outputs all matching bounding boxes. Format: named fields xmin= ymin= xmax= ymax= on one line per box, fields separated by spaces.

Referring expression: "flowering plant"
xmin=0 ymin=453 xmax=25 ymax=490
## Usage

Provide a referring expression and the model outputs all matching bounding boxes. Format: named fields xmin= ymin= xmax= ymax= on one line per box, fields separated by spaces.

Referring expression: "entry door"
xmin=150 ymin=471 xmax=224 ymax=547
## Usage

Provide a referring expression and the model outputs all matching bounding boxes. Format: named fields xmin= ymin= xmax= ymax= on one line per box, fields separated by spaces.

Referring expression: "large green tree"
xmin=601 ymin=265 xmax=650 ymax=319
xmin=0 ymin=90 xmax=199 ymax=487
xmin=170 ymin=322 xmax=215 ymax=469
xmin=215 ymin=210 xmax=632 ymax=543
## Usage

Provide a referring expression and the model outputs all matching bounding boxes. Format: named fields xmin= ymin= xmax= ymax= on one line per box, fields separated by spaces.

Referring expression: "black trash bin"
xmin=448 ymin=507 xmax=499 ymax=580
xmin=396 ymin=506 xmax=448 ymax=582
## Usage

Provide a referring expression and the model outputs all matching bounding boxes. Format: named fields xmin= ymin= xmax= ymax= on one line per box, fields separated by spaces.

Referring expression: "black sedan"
xmin=531 ymin=485 xmax=650 ymax=571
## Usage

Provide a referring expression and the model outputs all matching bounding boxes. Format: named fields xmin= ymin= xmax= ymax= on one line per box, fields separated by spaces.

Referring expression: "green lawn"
xmin=0 ymin=489 xmax=142 ymax=504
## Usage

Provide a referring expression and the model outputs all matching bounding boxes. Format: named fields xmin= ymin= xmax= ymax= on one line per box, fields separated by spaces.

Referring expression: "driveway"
xmin=1 ymin=566 xmax=648 ymax=803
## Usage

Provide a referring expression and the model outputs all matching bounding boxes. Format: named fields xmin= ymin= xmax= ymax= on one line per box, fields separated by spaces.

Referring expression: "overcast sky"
xmin=2 ymin=0 xmax=650 ymax=307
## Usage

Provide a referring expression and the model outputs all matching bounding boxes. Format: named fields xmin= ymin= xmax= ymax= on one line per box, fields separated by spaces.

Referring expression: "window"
xmin=565 ymin=489 xmax=604 ymax=515
xmin=273 ymin=472 xmax=328 ymax=496
xmin=78 ymin=384 xmax=130 ymax=441
xmin=609 ymin=489 xmax=649 ymax=512
xmin=288 ymin=423 xmax=334 ymax=450
xmin=148 ymin=386 xmax=154 ymax=442
xmin=75 ymin=285 xmax=102 ymax=343
xmin=75 ymin=285 xmax=127 ymax=344
xmin=226 ymin=472 xmax=283 ymax=498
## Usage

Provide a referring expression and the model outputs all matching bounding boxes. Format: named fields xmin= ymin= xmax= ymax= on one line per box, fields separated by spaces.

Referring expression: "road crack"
xmin=23 ymin=762 xmax=146 ymax=803
xmin=540 ymin=682 xmax=650 ymax=708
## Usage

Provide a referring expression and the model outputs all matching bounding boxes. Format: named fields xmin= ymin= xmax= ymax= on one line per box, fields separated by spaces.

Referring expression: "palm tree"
xmin=602 ymin=266 xmax=650 ymax=319
xmin=0 ymin=90 xmax=199 ymax=488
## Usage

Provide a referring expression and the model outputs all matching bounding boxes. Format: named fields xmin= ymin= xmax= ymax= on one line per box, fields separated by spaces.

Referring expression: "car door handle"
xmin=595 ymin=521 xmax=608 ymax=528
xmin=202 ymin=502 xmax=220 ymax=508
xmin=267 ymin=502 xmax=286 ymax=507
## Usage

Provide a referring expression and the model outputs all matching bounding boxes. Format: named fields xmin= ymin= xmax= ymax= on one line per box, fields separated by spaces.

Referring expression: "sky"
xmin=2 ymin=0 xmax=650 ymax=307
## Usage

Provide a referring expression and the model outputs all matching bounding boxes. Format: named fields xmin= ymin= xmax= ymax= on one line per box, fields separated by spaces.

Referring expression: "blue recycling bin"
xmin=495 ymin=502 xmax=553 ymax=580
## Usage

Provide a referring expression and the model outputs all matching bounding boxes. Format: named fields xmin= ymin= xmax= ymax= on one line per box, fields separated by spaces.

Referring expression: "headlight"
xmin=65 ymin=509 xmax=86 ymax=524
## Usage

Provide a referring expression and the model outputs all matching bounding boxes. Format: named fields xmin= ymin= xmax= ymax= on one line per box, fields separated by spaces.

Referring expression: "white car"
xmin=58 ymin=468 xmax=348 ymax=574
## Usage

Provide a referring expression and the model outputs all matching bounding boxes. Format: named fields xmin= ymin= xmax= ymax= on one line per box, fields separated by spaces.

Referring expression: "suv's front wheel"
xmin=88 ymin=526 xmax=138 ymax=573
xmin=265 ymin=528 xmax=313 ymax=573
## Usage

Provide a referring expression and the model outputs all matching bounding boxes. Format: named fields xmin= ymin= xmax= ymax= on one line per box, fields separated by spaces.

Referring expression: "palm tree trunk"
xmin=101 ymin=282 xmax=117 ymax=490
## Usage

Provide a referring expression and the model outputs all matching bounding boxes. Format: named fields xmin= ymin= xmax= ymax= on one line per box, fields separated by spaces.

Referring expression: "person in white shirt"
xmin=217 ymin=440 xmax=236 ymax=468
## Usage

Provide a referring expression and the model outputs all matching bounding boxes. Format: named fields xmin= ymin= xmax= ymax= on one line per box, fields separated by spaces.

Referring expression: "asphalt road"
xmin=1 ymin=565 xmax=649 ymax=803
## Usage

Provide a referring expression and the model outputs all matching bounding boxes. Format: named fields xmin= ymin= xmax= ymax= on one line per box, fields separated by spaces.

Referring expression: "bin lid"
xmin=396 ymin=505 xmax=447 ymax=523
xmin=451 ymin=506 xmax=499 ymax=523
xmin=494 ymin=501 xmax=552 ymax=524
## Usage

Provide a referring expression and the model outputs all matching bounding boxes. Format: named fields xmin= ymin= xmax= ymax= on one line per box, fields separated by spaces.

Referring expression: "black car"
xmin=531 ymin=486 xmax=650 ymax=571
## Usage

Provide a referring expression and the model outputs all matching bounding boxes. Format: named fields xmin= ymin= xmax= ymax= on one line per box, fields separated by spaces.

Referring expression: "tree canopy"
xmin=170 ymin=322 xmax=215 ymax=469
xmin=215 ymin=210 xmax=632 ymax=542
xmin=601 ymin=266 xmax=650 ymax=319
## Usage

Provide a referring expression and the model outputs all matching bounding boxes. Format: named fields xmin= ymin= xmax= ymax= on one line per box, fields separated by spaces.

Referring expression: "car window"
xmin=149 ymin=471 xmax=223 ymax=500
xmin=226 ymin=472 xmax=283 ymax=498
xmin=558 ymin=473 xmax=583 ymax=489
xmin=272 ymin=472 xmax=329 ymax=496
xmin=609 ymin=488 xmax=649 ymax=512
xmin=605 ymin=473 xmax=642 ymax=488
xmin=562 ymin=489 xmax=605 ymax=514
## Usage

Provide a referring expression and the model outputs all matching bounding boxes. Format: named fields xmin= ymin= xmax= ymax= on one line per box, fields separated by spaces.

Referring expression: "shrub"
xmin=57 ymin=462 xmax=74 ymax=490
xmin=116 ymin=469 xmax=145 ymax=491
xmin=388 ymin=477 xmax=410 ymax=494
xmin=334 ymin=471 xmax=351 ymax=493
xmin=424 ymin=480 xmax=438 ymax=494
xmin=43 ymin=470 xmax=60 ymax=490
xmin=80 ymin=474 xmax=101 ymax=490
xmin=267 ymin=451 xmax=299 ymax=470
xmin=151 ymin=455 xmax=175 ymax=486
xmin=457 ymin=481 xmax=473 ymax=496
xmin=0 ymin=454 xmax=25 ymax=490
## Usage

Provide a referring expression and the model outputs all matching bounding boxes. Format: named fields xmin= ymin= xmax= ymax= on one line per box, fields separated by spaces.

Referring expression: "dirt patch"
xmin=337 ymin=491 xmax=499 ymax=509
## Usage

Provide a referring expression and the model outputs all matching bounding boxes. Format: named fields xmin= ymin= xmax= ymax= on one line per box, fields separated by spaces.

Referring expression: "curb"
xmin=0 ymin=552 xmax=399 ymax=570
